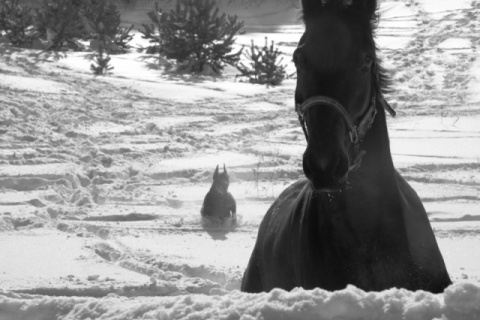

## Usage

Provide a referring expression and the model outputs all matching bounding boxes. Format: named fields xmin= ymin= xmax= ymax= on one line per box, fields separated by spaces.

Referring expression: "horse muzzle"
xmin=303 ymin=146 xmax=350 ymax=193
xmin=296 ymin=93 xmax=376 ymax=193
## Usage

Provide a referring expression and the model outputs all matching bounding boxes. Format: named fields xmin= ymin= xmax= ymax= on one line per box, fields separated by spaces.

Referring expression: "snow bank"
xmin=1 ymin=283 xmax=480 ymax=320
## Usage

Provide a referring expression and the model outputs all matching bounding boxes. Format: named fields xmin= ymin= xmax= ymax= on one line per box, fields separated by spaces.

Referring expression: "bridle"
xmin=295 ymin=67 xmax=396 ymax=174
xmin=296 ymin=90 xmax=377 ymax=145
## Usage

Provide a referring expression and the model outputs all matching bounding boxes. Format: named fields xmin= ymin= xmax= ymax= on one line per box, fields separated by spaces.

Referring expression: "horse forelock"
xmin=301 ymin=0 xmax=379 ymax=25
xmin=320 ymin=0 xmax=353 ymax=7
xmin=300 ymin=0 xmax=391 ymax=97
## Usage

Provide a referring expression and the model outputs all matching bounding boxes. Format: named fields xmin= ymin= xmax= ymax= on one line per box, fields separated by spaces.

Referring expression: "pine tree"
xmin=90 ymin=45 xmax=114 ymax=75
xmin=83 ymin=0 xmax=133 ymax=53
xmin=35 ymin=0 xmax=85 ymax=50
xmin=0 ymin=0 xmax=36 ymax=46
xmin=236 ymin=37 xmax=287 ymax=86
xmin=90 ymin=24 xmax=114 ymax=75
xmin=159 ymin=0 xmax=244 ymax=74
xmin=114 ymin=24 xmax=134 ymax=52
xmin=139 ymin=2 xmax=164 ymax=54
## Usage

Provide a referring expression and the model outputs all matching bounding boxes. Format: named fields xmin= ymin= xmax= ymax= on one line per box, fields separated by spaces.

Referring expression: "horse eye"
xmin=365 ymin=56 xmax=374 ymax=66
xmin=359 ymin=56 xmax=374 ymax=72
xmin=293 ymin=50 xmax=304 ymax=70
xmin=292 ymin=52 xmax=299 ymax=65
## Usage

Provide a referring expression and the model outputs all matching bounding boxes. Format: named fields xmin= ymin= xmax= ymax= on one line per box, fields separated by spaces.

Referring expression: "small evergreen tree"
xmin=156 ymin=0 xmax=244 ymax=74
xmin=90 ymin=23 xmax=114 ymax=75
xmin=114 ymin=25 xmax=134 ymax=51
xmin=35 ymin=0 xmax=85 ymax=50
xmin=90 ymin=44 xmax=114 ymax=75
xmin=0 ymin=0 xmax=36 ymax=46
xmin=139 ymin=2 xmax=164 ymax=54
xmin=237 ymin=37 xmax=287 ymax=86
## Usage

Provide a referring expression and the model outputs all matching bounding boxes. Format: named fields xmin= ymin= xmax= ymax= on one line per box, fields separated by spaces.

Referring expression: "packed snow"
xmin=1 ymin=0 xmax=480 ymax=319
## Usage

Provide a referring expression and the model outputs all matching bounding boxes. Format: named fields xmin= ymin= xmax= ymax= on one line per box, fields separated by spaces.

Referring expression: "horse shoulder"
xmin=242 ymin=179 xmax=309 ymax=292
xmin=262 ymin=180 xmax=312 ymax=288
xmin=265 ymin=179 xmax=309 ymax=231
xmin=395 ymin=171 xmax=451 ymax=290
xmin=395 ymin=171 xmax=433 ymax=233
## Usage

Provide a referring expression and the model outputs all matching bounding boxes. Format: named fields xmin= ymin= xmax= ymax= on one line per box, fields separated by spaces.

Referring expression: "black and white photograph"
xmin=0 ymin=0 xmax=479 ymax=318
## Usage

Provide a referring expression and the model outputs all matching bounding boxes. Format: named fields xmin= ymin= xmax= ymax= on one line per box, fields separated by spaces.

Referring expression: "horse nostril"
xmin=316 ymin=153 xmax=331 ymax=172
xmin=303 ymin=148 xmax=350 ymax=187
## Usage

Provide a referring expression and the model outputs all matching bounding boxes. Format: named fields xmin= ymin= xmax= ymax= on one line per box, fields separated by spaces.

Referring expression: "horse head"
xmin=212 ymin=164 xmax=229 ymax=193
xmin=294 ymin=0 xmax=391 ymax=192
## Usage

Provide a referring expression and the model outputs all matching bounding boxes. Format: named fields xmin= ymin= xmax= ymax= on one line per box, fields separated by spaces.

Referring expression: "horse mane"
xmin=300 ymin=0 xmax=392 ymax=96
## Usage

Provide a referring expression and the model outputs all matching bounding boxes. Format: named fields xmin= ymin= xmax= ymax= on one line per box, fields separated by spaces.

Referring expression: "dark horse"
xmin=201 ymin=165 xmax=237 ymax=224
xmin=242 ymin=0 xmax=451 ymax=293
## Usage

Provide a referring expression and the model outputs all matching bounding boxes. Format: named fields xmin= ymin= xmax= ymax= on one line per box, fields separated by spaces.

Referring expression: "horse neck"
xmin=353 ymin=103 xmax=398 ymax=193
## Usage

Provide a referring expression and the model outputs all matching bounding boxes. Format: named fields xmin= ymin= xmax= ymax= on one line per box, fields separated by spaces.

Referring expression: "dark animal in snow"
xmin=241 ymin=0 xmax=451 ymax=294
xmin=201 ymin=164 xmax=236 ymax=224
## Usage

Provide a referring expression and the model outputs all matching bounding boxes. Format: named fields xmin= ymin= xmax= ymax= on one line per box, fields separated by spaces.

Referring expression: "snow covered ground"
xmin=1 ymin=0 xmax=480 ymax=319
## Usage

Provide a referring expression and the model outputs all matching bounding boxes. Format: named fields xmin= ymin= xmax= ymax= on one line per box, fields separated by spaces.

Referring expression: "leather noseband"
xmin=295 ymin=71 xmax=396 ymax=174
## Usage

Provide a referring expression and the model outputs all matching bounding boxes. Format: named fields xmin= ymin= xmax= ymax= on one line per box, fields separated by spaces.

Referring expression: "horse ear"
xmin=223 ymin=163 xmax=227 ymax=174
xmin=213 ymin=165 xmax=219 ymax=178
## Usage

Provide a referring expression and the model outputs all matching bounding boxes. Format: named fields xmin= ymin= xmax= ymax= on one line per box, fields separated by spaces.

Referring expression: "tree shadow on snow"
xmin=136 ymin=54 xmax=220 ymax=84
xmin=29 ymin=49 xmax=68 ymax=63
xmin=0 ymin=42 xmax=68 ymax=70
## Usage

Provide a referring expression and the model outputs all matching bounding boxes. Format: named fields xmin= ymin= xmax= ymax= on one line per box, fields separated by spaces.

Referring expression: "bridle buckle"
xmin=349 ymin=128 xmax=359 ymax=144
